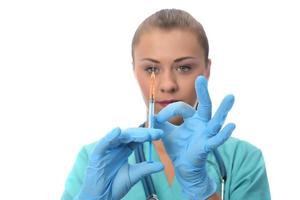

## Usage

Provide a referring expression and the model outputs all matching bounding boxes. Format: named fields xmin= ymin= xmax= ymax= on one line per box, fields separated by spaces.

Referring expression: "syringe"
xmin=147 ymin=71 xmax=155 ymax=162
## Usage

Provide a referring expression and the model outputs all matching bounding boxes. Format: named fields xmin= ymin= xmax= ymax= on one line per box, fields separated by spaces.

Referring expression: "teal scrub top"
xmin=61 ymin=137 xmax=271 ymax=200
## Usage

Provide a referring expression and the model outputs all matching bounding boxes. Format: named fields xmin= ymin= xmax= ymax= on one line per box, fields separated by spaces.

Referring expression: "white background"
xmin=0 ymin=0 xmax=299 ymax=199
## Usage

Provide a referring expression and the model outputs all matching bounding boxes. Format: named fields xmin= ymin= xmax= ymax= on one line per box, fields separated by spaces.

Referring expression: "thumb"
xmin=129 ymin=162 xmax=164 ymax=186
xmin=156 ymin=102 xmax=195 ymax=123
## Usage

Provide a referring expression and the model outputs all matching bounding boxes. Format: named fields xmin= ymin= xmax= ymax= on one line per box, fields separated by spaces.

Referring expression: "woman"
xmin=62 ymin=9 xmax=270 ymax=200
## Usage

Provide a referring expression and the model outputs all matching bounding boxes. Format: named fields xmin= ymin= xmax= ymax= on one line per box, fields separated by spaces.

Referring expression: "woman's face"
xmin=133 ymin=28 xmax=211 ymax=124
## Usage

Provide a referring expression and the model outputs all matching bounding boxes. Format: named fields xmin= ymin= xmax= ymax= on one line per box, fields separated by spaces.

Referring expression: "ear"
xmin=132 ymin=61 xmax=137 ymax=78
xmin=205 ymin=58 xmax=211 ymax=80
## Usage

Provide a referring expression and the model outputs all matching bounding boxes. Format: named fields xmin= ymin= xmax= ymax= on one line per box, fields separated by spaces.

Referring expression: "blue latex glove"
xmin=75 ymin=127 xmax=164 ymax=200
xmin=156 ymin=76 xmax=236 ymax=200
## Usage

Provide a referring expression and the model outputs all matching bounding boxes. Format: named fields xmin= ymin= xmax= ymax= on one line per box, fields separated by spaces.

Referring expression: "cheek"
xmin=136 ymin=76 xmax=149 ymax=101
xmin=181 ymin=80 xmax=197 ymax=105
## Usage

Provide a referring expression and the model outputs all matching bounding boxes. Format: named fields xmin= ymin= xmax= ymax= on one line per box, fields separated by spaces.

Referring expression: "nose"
xmin=158 ymin=70 xmax=178 ymax=94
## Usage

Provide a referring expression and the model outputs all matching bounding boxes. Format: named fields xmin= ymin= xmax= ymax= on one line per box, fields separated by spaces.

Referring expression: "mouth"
xmin=156 ymin=99 xmax=179 ymax=107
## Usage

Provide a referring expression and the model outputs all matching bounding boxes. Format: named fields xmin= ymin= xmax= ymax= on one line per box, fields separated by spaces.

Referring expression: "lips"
xmin=156 ymin=99 xmax=179 ymax=107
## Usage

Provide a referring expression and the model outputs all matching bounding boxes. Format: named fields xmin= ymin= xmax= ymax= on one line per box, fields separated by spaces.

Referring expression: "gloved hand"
xmin=156 ymin=76 xmax=235 ymax=200
xmin=75 ymin=127 xmax=164 ymax=200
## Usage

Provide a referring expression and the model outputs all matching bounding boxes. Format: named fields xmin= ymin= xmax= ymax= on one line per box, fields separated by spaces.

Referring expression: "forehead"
xmin=133 ymin=29 xmax=205 ymax=61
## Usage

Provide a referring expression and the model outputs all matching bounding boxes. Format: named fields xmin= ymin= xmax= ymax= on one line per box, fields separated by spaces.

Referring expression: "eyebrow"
xmin=141 ymin=56 xmax=197 ymax=63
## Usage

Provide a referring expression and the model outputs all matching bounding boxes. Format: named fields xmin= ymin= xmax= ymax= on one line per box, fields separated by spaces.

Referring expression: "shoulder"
xmin=61 ymin=141 xmax=98 ymax=199
xmin=218 ymin=137 xmax=269 ymax=184
xmin=218 ymin=138 xmax=271 ymax=199
xmin=219 ymin=137 xmax=263 ymax=160
xmin=223 ymin=137 xmax=260 ymax=150
xmin=217 ymin=137 xmax=267 ymax=176
xmin=67 ymin=141 xmax=98 ymax=173
xmin=72 ymin=141 xmax=98 ymax=170
xmin=80 ymin=141 xmax=98 ymax=158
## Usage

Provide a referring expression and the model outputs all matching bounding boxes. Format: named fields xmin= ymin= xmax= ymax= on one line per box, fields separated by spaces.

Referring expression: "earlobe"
xmin=132 ymin=61 xmax=137 ymax=78
xmin=132 ymin=61 xmax=135 ymax=70
xmin=205 ymin=59 xmax=211 ymax=80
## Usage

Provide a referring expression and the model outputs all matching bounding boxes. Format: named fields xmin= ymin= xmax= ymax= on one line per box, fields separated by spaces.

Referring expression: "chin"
xmin=169 ymin=116 xmax=184 ymax=125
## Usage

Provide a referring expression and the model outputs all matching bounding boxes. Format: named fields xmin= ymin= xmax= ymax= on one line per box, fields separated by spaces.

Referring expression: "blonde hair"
xmin=132 ymin=9 xmax=209 ymax=64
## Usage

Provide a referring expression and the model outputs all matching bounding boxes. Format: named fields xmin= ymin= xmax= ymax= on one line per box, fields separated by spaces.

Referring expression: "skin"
xmin=133 ymin=28 xmax=221 ymax=199
xmin=133 ymin=28 xmax=211 ymax=123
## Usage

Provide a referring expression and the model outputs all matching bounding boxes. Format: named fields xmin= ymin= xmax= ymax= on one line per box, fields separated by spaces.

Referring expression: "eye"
xmin=176 ymin=65 xmax=192 ymax=72
xmin=145 ymin=66 xmax=159 ymax=74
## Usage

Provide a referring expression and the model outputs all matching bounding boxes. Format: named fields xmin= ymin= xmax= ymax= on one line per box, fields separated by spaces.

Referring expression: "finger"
xmin=212 ymin=94 xmax=235 ymax=125
xmin=156 ymin=101 xmax=195 ymax=123
xmin=195 ymin=76 xmax=212 ymax=122
xmin=206 ymin=122 xmax=223 ymax=138
xmin=120 ymin=128 xmax=163 ymax=143
xmin=155 ymin=120 xmax=174 ymax=135
xmin=92 ymin=127 xmax=121 ymax=156
xmin=207 ymin=95 xmax=235 ymax=137
xmin=129 ymin=161 xmax=164 ymax=186
xmin=204 ymin=123 xmax=236 ymax=153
